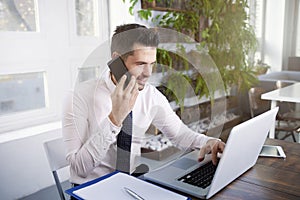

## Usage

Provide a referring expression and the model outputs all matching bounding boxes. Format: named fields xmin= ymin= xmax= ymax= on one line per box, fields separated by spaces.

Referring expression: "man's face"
xmin=124 ymin=45 xmax=157 ymax=91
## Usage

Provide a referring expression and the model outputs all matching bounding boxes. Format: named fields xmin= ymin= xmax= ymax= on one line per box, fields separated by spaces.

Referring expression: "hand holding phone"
xmin=108 ymin=56 xmax=139 ymax=126
xmin=107 ymin=56 xmax=132 ymax=88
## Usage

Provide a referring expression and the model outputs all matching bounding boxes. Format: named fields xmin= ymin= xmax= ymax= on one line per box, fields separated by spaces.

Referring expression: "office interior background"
xmin=0 ymin=0 xmax=299 ymax=199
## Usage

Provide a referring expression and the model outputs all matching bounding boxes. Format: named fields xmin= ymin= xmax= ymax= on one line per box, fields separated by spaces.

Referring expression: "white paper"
xmin=73 ymin=173 xmax=187 ymax=200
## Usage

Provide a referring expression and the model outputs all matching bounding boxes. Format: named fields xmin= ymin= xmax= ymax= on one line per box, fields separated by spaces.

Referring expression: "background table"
xmin=261 ymin=82 xmax=300 ymax=139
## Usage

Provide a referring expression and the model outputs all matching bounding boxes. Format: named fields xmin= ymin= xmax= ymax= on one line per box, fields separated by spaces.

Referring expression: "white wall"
xmin=108 ymin=0 xmax=154 ymax=37
xmin=108 ymin=0 xmax=135 ymax=36
xmin=0 ymin=128 xmax=68 ymax=199
xmin=0 ymin=1 xmax=135 ymax=199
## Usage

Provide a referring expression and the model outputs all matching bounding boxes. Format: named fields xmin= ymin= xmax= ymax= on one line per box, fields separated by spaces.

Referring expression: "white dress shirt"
xmin=62 ymin=69 xmax=214 ymax=184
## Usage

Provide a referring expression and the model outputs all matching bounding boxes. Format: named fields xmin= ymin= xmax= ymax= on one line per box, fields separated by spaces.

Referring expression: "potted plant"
xmin=122 ymin=0 xmax=258 ymax=106
xmin=253 ymin=60 xmax=271 ymax=75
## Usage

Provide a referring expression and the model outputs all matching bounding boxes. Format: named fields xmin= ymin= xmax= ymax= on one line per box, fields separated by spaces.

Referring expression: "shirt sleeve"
xmin=62 ymin=91 xmax=121 ymax=178
xmin=150 ymin=89 xmax=213 ymax=151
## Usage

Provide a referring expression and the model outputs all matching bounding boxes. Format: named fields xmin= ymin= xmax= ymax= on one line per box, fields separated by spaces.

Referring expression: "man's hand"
xmin=198 ymin=139 xmax=225 ymax=165
xmin=109 ymin=75 xmax=139 ymax=126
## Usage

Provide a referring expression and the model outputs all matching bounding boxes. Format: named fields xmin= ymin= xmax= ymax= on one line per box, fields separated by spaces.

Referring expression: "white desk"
xmin=261 ymin=82 xmax=300 ymax=139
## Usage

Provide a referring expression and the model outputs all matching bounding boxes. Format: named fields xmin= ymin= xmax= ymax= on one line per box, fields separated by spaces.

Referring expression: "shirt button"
xmin=112 ymin=130 xmax=116 ymax=134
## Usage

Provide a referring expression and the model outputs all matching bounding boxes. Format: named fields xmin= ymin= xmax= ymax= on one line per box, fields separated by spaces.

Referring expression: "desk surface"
xmin=261 ymin=82 xmax=300 ymax=103
xmin=70 ymin=139 xmax=299 ymax=199
xmin=193 ymin=139 xmax=300 ymax=200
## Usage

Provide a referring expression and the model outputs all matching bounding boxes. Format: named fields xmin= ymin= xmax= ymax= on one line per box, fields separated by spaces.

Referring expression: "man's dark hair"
xmin=111 ymin=23 xmax=159 ymax=59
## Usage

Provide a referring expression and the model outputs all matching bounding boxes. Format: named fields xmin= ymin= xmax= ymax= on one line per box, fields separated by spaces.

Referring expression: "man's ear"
xmin=111 ymin=52 xmax=120 ymax=59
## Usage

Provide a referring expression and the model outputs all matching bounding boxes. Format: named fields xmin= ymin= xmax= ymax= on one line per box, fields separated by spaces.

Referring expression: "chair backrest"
xmin=287 ymin=57 xmax=300 ymax=71
xmin=248 ymin=87 xmax=270 ymax=118
xmin=44 ymin=138 xmax=69 ymax=200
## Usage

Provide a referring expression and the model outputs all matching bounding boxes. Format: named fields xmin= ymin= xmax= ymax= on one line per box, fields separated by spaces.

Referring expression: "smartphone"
xmin=107 ymin=56 xmax=131 ymax=88
xmin=259 ymin=145 xmax=286 ymax=158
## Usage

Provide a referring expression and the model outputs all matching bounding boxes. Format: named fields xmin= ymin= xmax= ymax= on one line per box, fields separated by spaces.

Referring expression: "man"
xmin=62 ymin=23 xmax=225 ymax=186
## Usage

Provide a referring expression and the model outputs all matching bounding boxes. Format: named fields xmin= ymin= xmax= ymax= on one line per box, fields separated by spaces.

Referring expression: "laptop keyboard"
xmin=177 ymin=161 xmax=217 ymax=189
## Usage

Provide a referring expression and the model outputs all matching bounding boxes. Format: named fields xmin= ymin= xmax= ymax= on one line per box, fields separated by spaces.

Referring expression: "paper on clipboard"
xmin=73 ymin=172 xmax=188 ymax=200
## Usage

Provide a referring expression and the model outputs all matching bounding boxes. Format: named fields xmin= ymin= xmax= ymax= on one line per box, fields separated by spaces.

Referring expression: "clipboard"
xmin=65 ymin=171 xmax=119 ymax=200
xmin=65 ymin=171 xmax=191 ymax=200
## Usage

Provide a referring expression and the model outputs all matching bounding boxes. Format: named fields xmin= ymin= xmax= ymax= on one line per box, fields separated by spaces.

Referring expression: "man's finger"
xmin=131 ymin=80 xmax=139 ymax=93
xmin=124 ymin=76 xmax=136 ymax=93
xmin=211 ymin=143 xmax=219 ymax=165
xmin=198 ymin=148 xmax=205 ymax=162
xmin=198 ymin=145 xmax=211 ymax=162
xmin=116 ymin=75 xmax=127 ymax=92
xmin=211 ymin=142 xmax=225 ymax=165
xmin=129 ymin=83 xmax=139 ymax=108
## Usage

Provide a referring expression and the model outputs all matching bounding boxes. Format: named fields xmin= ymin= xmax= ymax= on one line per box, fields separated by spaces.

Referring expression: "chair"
xmin=275 ymin=81 xmax=300 ymax=141
xmin=287 ymin=57 xmax=300 ymax=71
xmin=275 ymin=81 xmax=295 ymax=114
xmin=248 ymin=87 xmax=299 ymax=142
xmin=248 ymin=87 xmax=271 ymax=117
xmin=44 ymin=138 xmax=69 ymax=200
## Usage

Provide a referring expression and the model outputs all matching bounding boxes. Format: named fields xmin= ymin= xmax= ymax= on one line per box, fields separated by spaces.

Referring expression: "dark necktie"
xmin=116 ymin=112 xmax=133 ymax=173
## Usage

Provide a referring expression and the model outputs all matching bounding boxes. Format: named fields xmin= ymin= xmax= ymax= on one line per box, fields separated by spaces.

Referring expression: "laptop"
xmin=144 ymin=107 xmax=279 ymax=199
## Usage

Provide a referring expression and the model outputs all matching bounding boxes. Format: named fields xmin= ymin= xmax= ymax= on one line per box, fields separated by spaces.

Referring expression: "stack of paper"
xmin=70 ymin=172 xmax=189 ymax=200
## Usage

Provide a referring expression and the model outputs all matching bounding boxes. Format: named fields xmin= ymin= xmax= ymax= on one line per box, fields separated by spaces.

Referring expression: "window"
xmin=75 ymin=0 xmax=98 ymax=36
xmin=250 ymin=0 xmax=300 ymax=69
xmin=0 ymin=72 xmax=47 ymax=115
xmin=249 ymin=0 xmax=265 ymax=62
xmin=0 ymin=0 xmax=39 ymax=32
xmin=0 ymin=0 xmax=109 ymax=133
xmin=77 ymin=66 xmax=102 ymax=82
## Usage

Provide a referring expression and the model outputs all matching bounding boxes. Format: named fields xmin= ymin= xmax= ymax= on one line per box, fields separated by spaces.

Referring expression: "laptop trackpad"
xmin=171 ymin=158 xmax=198 ymax=170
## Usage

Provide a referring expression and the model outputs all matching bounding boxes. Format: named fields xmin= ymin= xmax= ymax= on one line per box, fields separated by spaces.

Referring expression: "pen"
xmin=124 ymin=187 xmax=145 ymax=200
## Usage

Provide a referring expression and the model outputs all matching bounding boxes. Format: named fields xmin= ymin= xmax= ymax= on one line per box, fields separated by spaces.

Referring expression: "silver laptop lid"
xmin=207 ymin=107 xmax=278 ymax=198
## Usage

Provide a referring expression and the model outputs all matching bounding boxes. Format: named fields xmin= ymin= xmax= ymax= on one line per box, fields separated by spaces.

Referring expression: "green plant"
xmin=123 ymin=0 xmax=258 ymax=103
